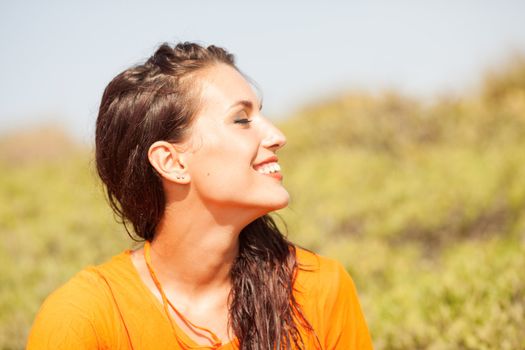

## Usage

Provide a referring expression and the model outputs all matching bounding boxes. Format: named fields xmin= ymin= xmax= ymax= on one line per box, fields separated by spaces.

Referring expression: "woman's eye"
xmin=233 ymin=110 xmax=251 ymax=124
xmin=234 ymin=118 xmax=252 ymax=125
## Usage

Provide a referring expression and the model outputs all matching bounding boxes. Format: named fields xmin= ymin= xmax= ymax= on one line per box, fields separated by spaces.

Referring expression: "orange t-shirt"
xmin=26 ymin=247 xmax=373 ymax=349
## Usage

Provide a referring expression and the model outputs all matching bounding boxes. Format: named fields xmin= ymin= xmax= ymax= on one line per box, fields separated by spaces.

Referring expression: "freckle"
xmin=207 ymin=172 xmax=210 ymax=176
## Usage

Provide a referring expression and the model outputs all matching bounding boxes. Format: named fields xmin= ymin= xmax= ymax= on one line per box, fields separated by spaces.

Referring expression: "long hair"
xmin=95 ymin=42 xmax=317 ymax=349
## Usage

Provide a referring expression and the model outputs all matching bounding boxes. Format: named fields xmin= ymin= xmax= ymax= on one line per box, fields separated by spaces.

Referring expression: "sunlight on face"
xmin=182 ymin=63 xmax=289 ymax=215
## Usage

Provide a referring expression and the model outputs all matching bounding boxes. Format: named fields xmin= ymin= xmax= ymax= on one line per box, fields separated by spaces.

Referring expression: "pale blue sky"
xmin=1 ymin=0 xmax=524 ymax=143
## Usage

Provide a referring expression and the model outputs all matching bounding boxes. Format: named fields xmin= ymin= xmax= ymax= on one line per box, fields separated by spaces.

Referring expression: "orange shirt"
xmin=26 ymin=247 xmax=373 ymax=349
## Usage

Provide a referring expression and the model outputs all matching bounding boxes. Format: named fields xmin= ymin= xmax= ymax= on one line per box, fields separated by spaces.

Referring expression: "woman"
xmin=27 ymin=42 xmax=373 ymax=349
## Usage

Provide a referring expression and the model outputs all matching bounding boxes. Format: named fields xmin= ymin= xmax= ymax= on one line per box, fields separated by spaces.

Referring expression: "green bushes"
xmin=319 ymin=237 xmax=525 ymax=350
xmin=275 ymin=55 xmax=525 ymax=349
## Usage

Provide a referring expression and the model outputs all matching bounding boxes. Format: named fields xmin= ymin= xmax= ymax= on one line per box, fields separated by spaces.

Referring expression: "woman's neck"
xmin=147 ymin=201 xmax=252 ymax=298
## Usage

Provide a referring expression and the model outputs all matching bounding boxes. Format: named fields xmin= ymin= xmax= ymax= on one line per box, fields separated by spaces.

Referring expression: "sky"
xmin=1 ymin=0 xmax=524 ymax=144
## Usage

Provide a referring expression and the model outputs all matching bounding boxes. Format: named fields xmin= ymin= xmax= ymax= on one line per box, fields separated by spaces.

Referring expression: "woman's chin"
xmin=264 ymin=191 xmax=291 ymax=212
xmin=276 ymin=194 xmax=291 ymax=210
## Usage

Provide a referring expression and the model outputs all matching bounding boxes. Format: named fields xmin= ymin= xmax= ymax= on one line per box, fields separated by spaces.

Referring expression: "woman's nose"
xmin=261 ymin=118 xmax=287 ymax=151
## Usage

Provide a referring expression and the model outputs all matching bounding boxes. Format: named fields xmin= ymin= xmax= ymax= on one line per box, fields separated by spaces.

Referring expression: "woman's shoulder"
xmin=293 ymin=246 xmax=361 ymax=309
xmin=41 ymin=251 xmax=132 ymax=308
xmin=294 ymin=246 xmax=350 ymax=287
xmin=26 ymin=251 xmax=132 ymax=349
xmin=293 ymin=246 xmax=374 ymax=349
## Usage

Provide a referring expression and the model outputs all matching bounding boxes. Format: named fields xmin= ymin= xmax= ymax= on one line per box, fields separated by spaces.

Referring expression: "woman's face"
xmin=182 ymin=63 xmax=289 ymax=215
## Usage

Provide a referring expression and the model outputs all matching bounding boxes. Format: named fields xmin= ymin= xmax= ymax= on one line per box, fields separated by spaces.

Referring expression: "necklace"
xmin=144 ymin=240 xmax=223 ymax=349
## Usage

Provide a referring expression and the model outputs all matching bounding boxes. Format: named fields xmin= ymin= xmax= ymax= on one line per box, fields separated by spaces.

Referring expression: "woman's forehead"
xmin=197 ymin=64 xmax=260 ymax=114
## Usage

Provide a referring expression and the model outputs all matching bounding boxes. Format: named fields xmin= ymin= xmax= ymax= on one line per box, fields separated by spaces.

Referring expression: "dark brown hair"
xmin=95 ymin=42 xmax=318 ymax=349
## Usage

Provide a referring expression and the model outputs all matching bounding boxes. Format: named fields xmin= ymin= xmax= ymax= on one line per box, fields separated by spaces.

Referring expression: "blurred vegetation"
xmin=1 ymin=55 xmax=525 ymax=349
xmin=277 ymin=54 xmax=525 ymax=350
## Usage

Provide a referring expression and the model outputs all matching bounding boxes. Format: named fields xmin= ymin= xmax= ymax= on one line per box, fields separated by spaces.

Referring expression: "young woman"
xmin=27 ymin=42 xmax=373 ymax=350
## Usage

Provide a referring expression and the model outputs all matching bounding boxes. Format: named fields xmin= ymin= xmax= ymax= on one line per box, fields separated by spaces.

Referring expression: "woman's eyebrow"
xmin=228 ymin=100 xmax=263 ymax=111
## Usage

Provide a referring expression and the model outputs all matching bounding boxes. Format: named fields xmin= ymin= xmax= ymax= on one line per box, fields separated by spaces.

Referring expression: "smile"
xmin=254 ymin=162 xmax=281 ymax=175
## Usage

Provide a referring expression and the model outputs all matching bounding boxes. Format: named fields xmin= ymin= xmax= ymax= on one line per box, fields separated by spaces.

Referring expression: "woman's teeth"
xmin=255 ymin=162 xmax=281 ymax=174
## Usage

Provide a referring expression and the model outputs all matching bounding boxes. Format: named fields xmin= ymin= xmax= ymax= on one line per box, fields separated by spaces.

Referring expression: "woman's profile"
xmin=26 ymin=42 xmax=373 ymax=349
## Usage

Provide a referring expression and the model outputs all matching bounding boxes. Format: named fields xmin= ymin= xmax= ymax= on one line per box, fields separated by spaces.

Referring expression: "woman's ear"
xmin=147 ymin=141 xmax=191 ymax=184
